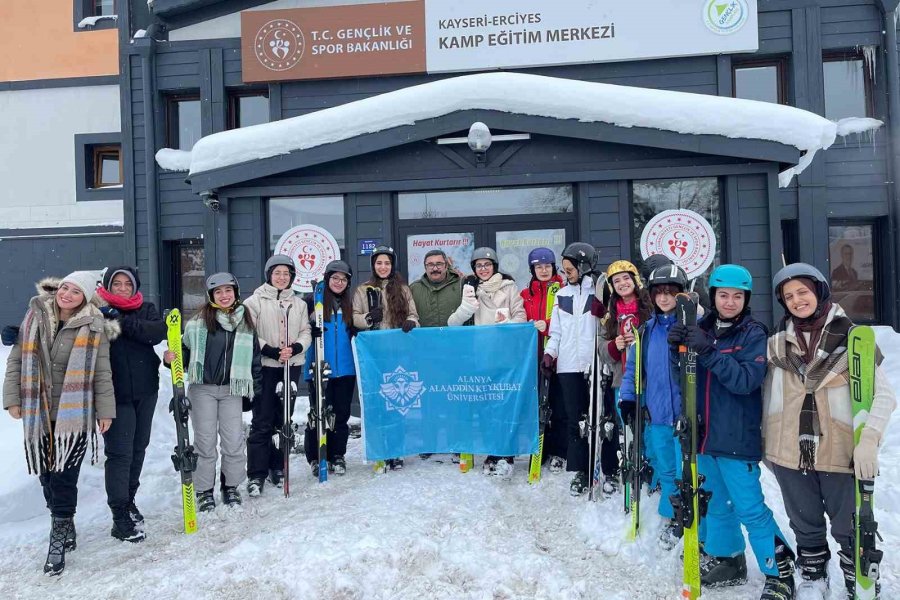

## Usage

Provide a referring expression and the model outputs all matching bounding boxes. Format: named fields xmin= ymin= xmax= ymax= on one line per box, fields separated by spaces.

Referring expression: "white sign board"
xmin=495 ymin=229 xmax=567 ymax=291
xmin=424 ymin=0 xmax=758 ymax=73
xmin=640 ymin=209 xmax=717 ymax=280
xmin=274 ymin=224 xmax=341 ymax=292
xmin=406 ymin=232 xmax=475 ymax=283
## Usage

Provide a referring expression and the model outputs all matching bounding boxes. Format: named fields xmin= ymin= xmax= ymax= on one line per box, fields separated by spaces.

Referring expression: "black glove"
xmin=401 ymin=319 xmax=417 ymax=333
xmin=685 ymin=325 xmax=714 ymax=354
xmin=260 ymin=344 xmax=281 ymax=360
xmin=242 ymin=397 xmax=253 ymax=412
xmin=310 ymin=323 xmax=323 ymax=339
xmin=99 ymin=306 xmax=120 ymax=319
xmin=619 ymin=400 xmax=636 ymax=425
xmin=1 ymin=325 xmax=19 ymax=346
xmin=540 ymin=354 xmax=556 ymax=377
xmin=366 ymin=307 xmax=384 ymax=326
xmin=667 ymin=323 xmax=688 ymax=346
xmin=291 ymin=342 xmax=304 ymax=355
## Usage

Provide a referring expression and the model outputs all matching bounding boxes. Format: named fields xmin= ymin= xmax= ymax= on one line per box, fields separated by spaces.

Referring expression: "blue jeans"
xmin=645 ymin=424 xmax=679 ymax=519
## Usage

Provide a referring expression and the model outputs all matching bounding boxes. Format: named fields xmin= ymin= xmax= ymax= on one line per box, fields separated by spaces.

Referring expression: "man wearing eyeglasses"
xmin=409 ymin=250 xmax=463 ymax=328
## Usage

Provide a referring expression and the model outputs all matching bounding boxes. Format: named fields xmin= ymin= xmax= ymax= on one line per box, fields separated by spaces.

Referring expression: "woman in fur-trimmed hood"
xmin=3 ymin=272 xmax=116 ymax=576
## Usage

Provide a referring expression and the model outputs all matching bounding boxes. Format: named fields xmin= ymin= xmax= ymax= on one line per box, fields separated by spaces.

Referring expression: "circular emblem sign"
xmin=254 ymin=19 xmax=305 ymax=71
xmin=274 ymin=224 xmax=341 ymax=293
xmin=639 ymin=209 xmax=716 ymax=279
xmin=703 ymin=0 xmax=749 ymax=35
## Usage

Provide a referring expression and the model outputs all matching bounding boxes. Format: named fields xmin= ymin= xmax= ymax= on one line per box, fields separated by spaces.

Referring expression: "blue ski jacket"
xmin=694 ymin=312 xmax=768 ymax=462
xmin=304 ymin=302 xmax=355 ymax=381
xmin=620 ymin=312 xmax=681 ymax=426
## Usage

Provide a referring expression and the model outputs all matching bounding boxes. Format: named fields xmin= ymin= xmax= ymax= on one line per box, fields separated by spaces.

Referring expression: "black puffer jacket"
xmin=107 ymin=302 xmax=167 ymax=402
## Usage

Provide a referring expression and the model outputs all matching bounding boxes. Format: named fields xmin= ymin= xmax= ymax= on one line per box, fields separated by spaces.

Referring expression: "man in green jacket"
xmin=409 ymin=249 xmax=462 ymax=327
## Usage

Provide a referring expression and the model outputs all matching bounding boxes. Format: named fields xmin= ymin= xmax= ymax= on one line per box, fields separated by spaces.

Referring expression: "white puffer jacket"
xmin=243 ymin=283 xmax=312 ymax=368
xmin=544 ymin=277 xmax=598 ymax=374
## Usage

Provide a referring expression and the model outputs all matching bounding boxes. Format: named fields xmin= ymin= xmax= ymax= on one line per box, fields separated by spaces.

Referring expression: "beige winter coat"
xmin=351 ymin=280 xmax=419 ymax=330
xmin=762 ymin=306 xmax=895 ymax=474
xmin=448 ymin=274 xmax=527 ymax=326
xmin=243 ymin=283 xmax=312 ymax=368
xmin=4 ymin=279 xmax=116 ymax=421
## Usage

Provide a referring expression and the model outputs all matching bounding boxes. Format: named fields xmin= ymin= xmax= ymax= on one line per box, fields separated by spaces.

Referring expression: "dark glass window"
xmin=823 ymin=53 xmax=872 ymax=120
xmin=733 ymin=60 xmax=786 ymax=104
xmin=91 ymin=145 xmax=121 ymax=188
xmin=228 ymin=91 xmax=270 ymax=129
xmin=781 ymin=220 xmax=799 ymax=266
xmin=268 ymin=196 xmax=346 ymax=251
xmin=93 ymin=0 xmax=115 ymax=16
xmin=829 ymin=222 xmax=877 ymax=323
xmin=173 ymin=241 xmax=205 ymax=321
xmin=166 ymin=95 xmax=202 ymax=150
xmin=398 ymin=186 xmax=573 ymax=220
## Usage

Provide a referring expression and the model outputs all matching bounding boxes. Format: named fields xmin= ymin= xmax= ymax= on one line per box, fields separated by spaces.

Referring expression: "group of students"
xmin=1 ymin=241 xmax=895 ymax=600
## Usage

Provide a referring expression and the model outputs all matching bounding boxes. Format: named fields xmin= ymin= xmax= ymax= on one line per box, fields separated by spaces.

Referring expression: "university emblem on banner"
xmin=379 ymin=367 xmax=425 ymax=416
xmin=254 ymin=19 xmax=305 ymax=71
xmin=274 ymin=224 xmax=341 ymax=292
xmin=639 ymin=209 xmax=716 ymax=279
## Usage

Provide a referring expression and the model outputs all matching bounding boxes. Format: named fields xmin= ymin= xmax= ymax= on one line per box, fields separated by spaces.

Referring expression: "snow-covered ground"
xmin=1 ymin=328 xmax=899 ymax=599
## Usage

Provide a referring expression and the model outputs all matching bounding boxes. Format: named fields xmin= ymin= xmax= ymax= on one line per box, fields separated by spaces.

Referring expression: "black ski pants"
xmin=304 ymin=375 xmax=356 ymax=463
xmin=247 ymin=365 xmax=302 ymax=481
xmin=103 ymin=392 xmax=157 ymax=510
xmin=544 ymin=373 xmax=568 ymax=461
xmin=40 ymin=432 xmax=88 ymax=519
xmin=559 ymin=372 xmax=619 ymax=476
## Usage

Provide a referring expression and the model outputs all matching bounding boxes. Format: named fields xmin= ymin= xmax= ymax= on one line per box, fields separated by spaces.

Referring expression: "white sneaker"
xmin=493 ymin=459 xmax=513 ymax=479
xmin=548 ymin=456 xmax=565 ymax=473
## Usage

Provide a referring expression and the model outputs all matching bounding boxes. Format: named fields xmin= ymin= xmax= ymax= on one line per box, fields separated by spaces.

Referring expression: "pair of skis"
xmin=310 ymin=280 xmax=333 ymax=483
xmin=585 ymin=316 xmax=613 ymax=501
xmin=622 ymin=322 xmax=653 ymax=540
xmin=275 ymin=305 xmax=297 ymax=497
xmin=528 ymin=281 xmax=561 ymax=484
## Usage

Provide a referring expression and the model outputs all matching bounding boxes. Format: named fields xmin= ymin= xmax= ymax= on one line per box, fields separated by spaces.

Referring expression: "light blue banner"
xmin=353 ymin=324 xmax=538 ymax=460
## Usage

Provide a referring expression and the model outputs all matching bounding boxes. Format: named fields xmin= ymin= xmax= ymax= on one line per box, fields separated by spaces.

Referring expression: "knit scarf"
xmin=183 ymin=305 xmax=255 ymax=397
xmin=19 ymin=298 xmax=99 ymax=474
xmin=96 ymin=286 xmax=144 ymax=311
xmin=769 ymin=305 xmax=854 ymax=473
xmin=792 ymin=301 xmax=833 ymax=364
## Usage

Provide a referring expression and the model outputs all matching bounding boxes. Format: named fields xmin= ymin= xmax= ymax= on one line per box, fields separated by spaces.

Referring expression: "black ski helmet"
xmin=325 ymin=259 xmax=352 ymax=280
xmin=641 ymin=253 xmax=674 ymax=282
xmin=561 ymin=242 xmax=598 ymax=279
xmin=264 ymin=254 xmax=296 ymax=285
xmin=370 ymin=245 xmax=395 ymax=278
xmin=647 ymin=264 xmax=687 ymax=292
xmin=470 ymin=247 xmax=499 ymax=273
xmin=206 ymin=272 xmax=240 ymax=302
xmin=772 ymin=263 xmax=830 ymax=309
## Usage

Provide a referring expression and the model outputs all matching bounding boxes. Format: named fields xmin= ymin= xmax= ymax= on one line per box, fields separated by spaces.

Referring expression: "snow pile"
xmin=835 ymin=117 xmax=883 ymax=137
xmin=133 ymin=29 xmax=147 ymax=39
xmin=188 ymin=72 xmax=843 ymax=187
xmin=77 ymin=15 xmax=118 ymax=29
xmin=155 ymin=148 xmax=192 ymax=172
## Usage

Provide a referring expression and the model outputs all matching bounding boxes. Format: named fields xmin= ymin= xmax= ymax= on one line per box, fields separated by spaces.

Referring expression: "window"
xmin=94 ymin=0 xmax=114 ymax=16
xmin=92 ymin=145 xmax=121 ymax=188
xmin=781 ymin=220 xmax=799 ymax=266
xmin=829 ymin=222 xmax=878 ymax=323
xmin=166 ymin=95 xmax=202 ymax=150
xmin=172 ymin=241 xmax=205 ymax=322
xmin=630 ymin=178 xmax=723 ymax=276
xmin=398 ymin=186 xmax=573 ymax=220
xmin=733 ymin=59 xmax=787 ymax=104
xmin=74 ymin=0 xmax=117 ymax=30
xmin=823 ymin=52 xmax=873 ymax=121
xmin=228 ymin=91 xmax=270 ymax=129
xmin=268 ymin=196 xmax=346 ymax=251
xmin=74 ymin=132 xmax=122 ymax=201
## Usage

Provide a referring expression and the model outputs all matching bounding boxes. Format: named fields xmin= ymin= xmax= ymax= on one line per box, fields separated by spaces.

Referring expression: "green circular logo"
xmin=703 ymin=0 xmax=749 ymax=35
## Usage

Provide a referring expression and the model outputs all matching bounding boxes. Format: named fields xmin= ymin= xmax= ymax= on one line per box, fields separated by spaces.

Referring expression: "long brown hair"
xmin=603 ymin=284 xmax=652 ymax=340
xmin=324 ymin=280 xmax=356 ymax=336
xmin=364 ymin=272 xmax=410 ymax=329
xmin=196 ymin=301 xmax=255 ymax=334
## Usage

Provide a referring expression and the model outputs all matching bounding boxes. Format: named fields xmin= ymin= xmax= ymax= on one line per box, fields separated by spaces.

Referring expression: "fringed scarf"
xmin=769 ymin=305 xmax=854 ymax=473
xmin=183 ymin=305 xmax=255 ymax=397
xmin=19 ymin=297 xmax=99 ymax=474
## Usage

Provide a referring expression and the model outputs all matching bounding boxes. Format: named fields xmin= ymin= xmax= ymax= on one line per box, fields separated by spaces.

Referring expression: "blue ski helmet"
xmin=528 ymin=247 xmax=556 ymax=266
xmin=709 ymin=264 xmax=753 ymax=292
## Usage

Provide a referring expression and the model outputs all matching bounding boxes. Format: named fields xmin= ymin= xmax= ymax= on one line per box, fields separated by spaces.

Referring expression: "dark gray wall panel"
xmin=228 ymin=197 xmax=265 ymax=297
xmin=734 ymin=173 xmax=775 ymax=327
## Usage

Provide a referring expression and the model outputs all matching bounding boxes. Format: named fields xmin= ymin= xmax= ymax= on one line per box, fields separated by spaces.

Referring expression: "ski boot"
xmin=548 ymin=456 xmax=565 ymax=473
xmin=482 ymin=457 xmax=498 ymax=475
xmin=760 ymin=543 xmax=795 ymax=600
xmin=602 ymin=474 xmax=619 ymax=496
xmin=197 ymin=489 xmax=216 ymax=513
xmin=222 ymin=486 xmax=242 ymax=507
xmin=310 ymin=461 xmax=321 ymax=477
xmin=451 ymin=453 xmax=461 ymax=464
xmin=700 ymin=552 xmax=748 ymax=587
xmin=387 ymin=458 xmax=404 ymax=471
xmin=658 ymin=518 xmax=681 ymax=551
xmin=111 ymin=508 xmax=145 ymax=543
xmin=493 ymin=457 xmax=514 ymax=479
xmin=247 ymin=478 xmax=265 ymax=498
xmin=268 ymin=469 xmax=284 ymax=488
xmin=331 ymin=456 xmax=347 ymax=475
xmin=839 ymin=549 xmax=880 ymax=599
xmin=127 ymin=500 xmax=144 ymax=530
xmin=44 ymin=516 xmax=72 ymax=576
xmin=569 ymin=471 xmax=588 ymax=496
xmin=795 ymin=545 xmax=829 ymax=598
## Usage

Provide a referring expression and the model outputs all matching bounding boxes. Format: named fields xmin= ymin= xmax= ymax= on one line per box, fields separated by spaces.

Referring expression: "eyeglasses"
xmin=474 ymin=263 xmax=493 ymax=271
xmin=330 ymin=276 xmax=349 ymax=284
xmin=425 ymin=262 xmax=447 ymax=269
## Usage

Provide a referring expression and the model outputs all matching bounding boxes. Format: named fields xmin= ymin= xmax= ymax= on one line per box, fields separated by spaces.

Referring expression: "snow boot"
xmin=839 ymin=549 xmax=879 ymax=599
xmin=331 ymin=456 xmax=347 ymax=475
xmin=268 ymin=468 xmax=284 ymax=488
xmin=494 ymin=457 xmax=514 ymax=479
xmin=222 ymin=486 xmax=242 ymax=507
xmin=387 ymin=458 xmax=404 ymax=471
xmin=310 ymin=461 xmax=320 ymax=477
xmin=451 ymin=453 xmax=461 ymax=464
xmin=795 ymin=545 xmax=829 ymax=599
xmin=197 ymin=489 xmax=216 ymax=513
xmin=111 ymin=508 xmax=145 ymax=543
xmin=658 ymin=518 xmax=681 ymax=551
xmin=127 ymin=500 xmax=144 ymax=530
xmin=419 ymin=453 xmax=433 ymax=460
xmin=701 ymin=553 xmax=748 ymax=587
xmin=482 ymin=457 xmax=498 ymax=475
xmin=760 ymin=543 xmax=795 ymax=600
xmin=570 ymin=471 xmax=588 ymax=496
xmin=602 ymin=474 xmax=619 ymax=496
xmin=247 ymin=478 xmax=264 ymax=497
xmin=63 ymin=519 xmax=76 ymax=552
xmin=548 ymin=456 xmax=565 ymax=473
xmin=44 ymin=516 xmax=71 ymax=576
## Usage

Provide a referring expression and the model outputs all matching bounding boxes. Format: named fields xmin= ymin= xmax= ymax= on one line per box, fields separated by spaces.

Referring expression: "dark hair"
xmin=364 ymin=271 xmax=410 ymax=329
xmin=604 ymin=280 xmax=653 ymax=340
xmin=324 ymin=280 xmax=356 ymax=336
xmin=196 ymin=300 xmax=255 ymax=334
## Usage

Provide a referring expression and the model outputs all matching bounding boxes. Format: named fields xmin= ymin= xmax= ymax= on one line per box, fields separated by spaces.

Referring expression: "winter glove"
xmin=590 ymin=297 xmax=606 ymax=319
xmin=667 ymin=323 xmax=688 ymax=346
xmin=1 ymin=325 xmax=19 ymax=346
xmin=99 ymin=306 xmax=120 ymax=319
xmin=853 ymin=428 xmax=880 ymax=480
xmin=540 ymin=353 xmax=556 ymax=377
xmin=290 ymin=342 xmax=304 ymax=356
xmin=619 ymin=400 xmax=636 ymax=425
xmin=366 ymin=306 xmax=384 ymax=327
xmin=684 ymin=326 xmax=713 ymax=355
xmin=242 ymin=396 xmax=253 ymax=413
xmin=310 ymin=323 xmax=323 ymax=339
xmin=261 ymin=344 xmax=282 ymax=360
xmin=401 ymin=319 xmax=417 ymax=333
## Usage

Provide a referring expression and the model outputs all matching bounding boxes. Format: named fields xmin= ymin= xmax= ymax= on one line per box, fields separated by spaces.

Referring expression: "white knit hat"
xmin=60 ymin=270 xmax=101 ymax=303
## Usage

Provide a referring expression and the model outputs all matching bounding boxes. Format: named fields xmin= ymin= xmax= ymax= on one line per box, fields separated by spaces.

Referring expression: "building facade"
xmin=115 ymin=0 xmax=900 ymax=329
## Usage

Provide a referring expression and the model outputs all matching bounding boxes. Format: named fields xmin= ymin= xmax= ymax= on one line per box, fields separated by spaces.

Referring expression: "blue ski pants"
xmin=645 ymin=424 xmax=679 ymax=519
xmin=698 ymin=454 xmax=786 ymax=576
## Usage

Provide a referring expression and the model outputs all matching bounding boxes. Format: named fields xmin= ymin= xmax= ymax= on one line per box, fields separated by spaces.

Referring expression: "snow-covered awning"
xmin=183 ymin=72 xmax=881 ymax=191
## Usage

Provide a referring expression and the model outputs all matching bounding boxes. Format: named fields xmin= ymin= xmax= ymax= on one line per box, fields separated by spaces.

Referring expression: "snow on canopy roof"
xmin=187 ymin=72 xmax=878 ymax=187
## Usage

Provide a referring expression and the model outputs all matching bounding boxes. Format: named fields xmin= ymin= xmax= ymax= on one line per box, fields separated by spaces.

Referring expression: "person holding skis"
xmin=163 ymin=273 xmax=263 ymax=512
xmin=3 ymin=272 xmax=115 ymax=575
xmin=449 ymin=246 xmax=527 ymax=476
xmin=598 ymin=260 xmax=653 ymax=496
xmin=352 ymin=245 xmax=419 ymax=470
xmin=764 ymin=263 xmax=896 ymax=599
xmin=619 ymin=264 xmax=685 ymax=547
xmin=409 ymin=249 xmax=463 ymax=327
xmin=520 ymin=247 xmax=567 ymax=471
xmin=667 ymin=264 xmax=794 ymax=597
xmin=303 ymin=260 xmax=357 ymax=477
xmin=96 ymin=266 xmax=166 ymax=543
xmin=542 ymin=243 xmax=606 ymax=494
xmin=243 ymin=255 xmax=311 ymax=496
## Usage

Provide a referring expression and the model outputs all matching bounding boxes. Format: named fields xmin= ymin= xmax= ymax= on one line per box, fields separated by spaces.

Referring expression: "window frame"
xmin=827 ymin=218 xmax=882 ymax=324
xmin=74 ymin=132 xmax=123 ymax=201
xmin=731 ymin=57 xmax=789 ymax=105
xmin=73 ymin=0 xmax=118 ymax=31
xmin=822 ymin=50 xmax=875 ymax=120
xmin=92 ymin=145 xmax=122 ymax=188
xmin=165 ymin=93 xmax=202 ymax=150
xmin=227 ymin=89 xmax=270 ymax=130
